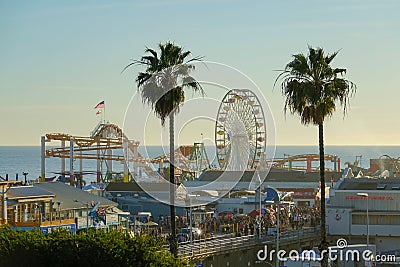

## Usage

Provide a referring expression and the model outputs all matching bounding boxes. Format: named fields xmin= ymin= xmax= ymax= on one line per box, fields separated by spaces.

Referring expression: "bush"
xmin=0 ymin=226 xmax=189 ymax=267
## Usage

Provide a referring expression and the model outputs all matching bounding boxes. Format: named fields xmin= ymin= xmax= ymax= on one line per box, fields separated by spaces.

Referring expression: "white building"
xmin=327 ymin=176 xmax=400 ymax=256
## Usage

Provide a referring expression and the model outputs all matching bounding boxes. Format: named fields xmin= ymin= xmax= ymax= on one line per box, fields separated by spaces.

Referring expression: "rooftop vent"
xmin=391 ymin=184 xmax=400 ymax=190
xmin=377 ymin=184 xmax=386 ymax=190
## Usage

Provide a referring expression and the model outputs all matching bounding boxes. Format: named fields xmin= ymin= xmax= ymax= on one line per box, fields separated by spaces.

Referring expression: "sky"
xmin=0 ymin=0 xmax=399 ymax=146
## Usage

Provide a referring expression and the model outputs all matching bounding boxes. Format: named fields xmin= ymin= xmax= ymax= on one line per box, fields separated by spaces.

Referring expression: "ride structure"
xmin=271 ymin=154 xmax=341 ymax=172
xmin=213 ymin=88 xmax=341 ymax=173
xmin=42 ymin=122 xmax=213 ymax=184
xmin=215 ymin=89 xmax=267 ymax=171
xmin=42 ymin=122 xmax=148 ymax=184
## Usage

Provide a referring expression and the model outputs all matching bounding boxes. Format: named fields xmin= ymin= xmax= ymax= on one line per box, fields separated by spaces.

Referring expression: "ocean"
xmin=1 ymin=146 xmax=400 ymax=183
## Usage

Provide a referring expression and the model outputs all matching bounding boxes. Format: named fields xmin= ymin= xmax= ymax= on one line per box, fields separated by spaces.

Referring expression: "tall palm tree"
xmin=124 ymin=41 xmax=203 ymax=256
xmin=275 ymin=46 xmax=356 ymax=266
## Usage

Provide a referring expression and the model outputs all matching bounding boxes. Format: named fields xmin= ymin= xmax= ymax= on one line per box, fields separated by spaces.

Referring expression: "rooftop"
xmin=35 ymin=182 xmax=117 ymax=210
xmin=198 ymin=169 xmax=342 ymax=183
xmin=7 ymin=186 xmax=55 ymax=200
xmin=106 ymin=181 xmax=183 ymax=193
xmin=337 ymin=177 xmax=400 ymax=190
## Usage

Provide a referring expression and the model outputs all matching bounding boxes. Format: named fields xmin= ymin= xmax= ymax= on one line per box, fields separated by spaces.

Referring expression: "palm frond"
xmin=124 ymin=41 xmax=204 ymax=126
xmin=276 ymin=46 xmax=356 ymax=126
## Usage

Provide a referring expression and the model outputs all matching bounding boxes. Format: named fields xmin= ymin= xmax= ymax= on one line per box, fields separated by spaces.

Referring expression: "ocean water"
xmin=1 ymin=146 xmax=400 ymax=183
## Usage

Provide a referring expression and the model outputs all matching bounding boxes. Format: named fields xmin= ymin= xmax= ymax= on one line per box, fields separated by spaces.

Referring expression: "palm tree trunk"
xmin=169 ymin=113 xmax=177 ymax=256
xmin=319 ymin=123 xmax=328 ymax=267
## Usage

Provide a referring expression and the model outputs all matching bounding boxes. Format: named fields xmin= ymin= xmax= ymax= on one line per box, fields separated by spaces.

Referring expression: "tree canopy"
xmin=124 ymin=41 xmax=203 ymax=125
xmin=0 ymin=227 xmax=190 ymax=267
xmin=275 ymin=46 xmax=356 ymax=126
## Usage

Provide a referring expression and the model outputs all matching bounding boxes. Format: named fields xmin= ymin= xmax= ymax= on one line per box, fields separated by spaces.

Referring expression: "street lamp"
xmin=74 ymin=200 xmax=89 ymax=232
xmin=357 ymin=193 xmax=369 ymax=249
xmin=256 ymin=172 xmax=263 ymax=239
xmin=274 ymin=196 xmax=280 ymax=267
xmin=186 ymin=194 xmax=198 ymax=244
xmin=56 ymin=201 xmax=62 ymax=224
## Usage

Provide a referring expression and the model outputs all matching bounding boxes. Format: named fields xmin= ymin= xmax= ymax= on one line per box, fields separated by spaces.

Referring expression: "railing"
xmin=174 ymin=226 xmax=321 ymax=259
xmin=178 ymin=233 xmax=256 ymax=258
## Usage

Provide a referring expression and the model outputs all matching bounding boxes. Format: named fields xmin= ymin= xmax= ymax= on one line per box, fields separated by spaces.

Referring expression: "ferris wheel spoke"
xmin=216 ymin=89 xmax=266 ymax=170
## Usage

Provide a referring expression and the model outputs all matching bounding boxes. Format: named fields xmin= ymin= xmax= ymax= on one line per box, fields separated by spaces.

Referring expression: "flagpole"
xmin=103 ymin=101 xmax=106 ymax=124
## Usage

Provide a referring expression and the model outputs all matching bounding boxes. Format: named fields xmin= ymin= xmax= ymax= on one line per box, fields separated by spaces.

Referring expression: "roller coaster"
xmin=270 ymin=154 xmax=341 ymax=172
xmin=41 ymin=119 xmax=342 ymax=186
xmin=41 ymin=122 xmax=212 ymax=185
xmin=374 ymin=155 xmax=400 ymax=175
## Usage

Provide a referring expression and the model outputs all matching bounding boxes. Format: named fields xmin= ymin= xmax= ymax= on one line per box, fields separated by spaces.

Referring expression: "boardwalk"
xmin=177 ymin=226 xmax=320 ymax=259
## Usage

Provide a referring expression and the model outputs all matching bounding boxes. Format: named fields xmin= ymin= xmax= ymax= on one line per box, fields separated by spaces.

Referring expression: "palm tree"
xmin=275 ymin=46 xmax=356 ymax=266
xmin=124 ymin=41 xmax=203 ymax=256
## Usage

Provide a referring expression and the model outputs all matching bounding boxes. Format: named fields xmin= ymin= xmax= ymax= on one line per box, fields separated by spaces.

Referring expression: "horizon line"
xmin=1 ymin=144 xmax=400 ymax=147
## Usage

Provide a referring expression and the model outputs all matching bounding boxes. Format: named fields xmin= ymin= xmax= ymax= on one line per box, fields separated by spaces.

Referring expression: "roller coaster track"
xmin=47 ymin=123 xmax=138 ymax=160
xmin=271 ymin=153 xmax=339 ymax=171
xmin=45 ymin=123 xmax=197 ymax=178
xmin=378 ymin=155 xmax=400 ymax=174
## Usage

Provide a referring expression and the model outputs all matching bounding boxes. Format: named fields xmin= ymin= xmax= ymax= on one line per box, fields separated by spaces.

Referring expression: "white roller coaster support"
xmin=80 ymin=150 xmax=83 ymax=175
xmin=123 ymin=138 xmax=129 ymax=182
xmin=96 ymin=141 xmax=101 ymax=183
xmin=107 ymin=149 xmax=112 ymax=174
xmin=61 ymin=140 xmax=66 ymax=182
xmin=133 ymin=143 xmax=139 ymax=180
xmin=41 ymin=136 xmax=46 ymax=182
xmin=70 ymin=138 xmax=74 ymax=185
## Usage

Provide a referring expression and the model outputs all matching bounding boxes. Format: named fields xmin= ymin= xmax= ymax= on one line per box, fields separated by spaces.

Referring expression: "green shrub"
xmin=0 ymin=226 xmax=189 ymax=267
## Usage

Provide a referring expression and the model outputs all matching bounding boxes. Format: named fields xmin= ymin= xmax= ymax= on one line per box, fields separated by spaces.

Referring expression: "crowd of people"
xmin=216 ymin=205 xmax=321 ymax=237
xmin=134 ymin=204 xmax=321 ymax=243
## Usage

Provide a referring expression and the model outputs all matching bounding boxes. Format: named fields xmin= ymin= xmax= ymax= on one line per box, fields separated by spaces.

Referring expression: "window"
xmin=239 ymin=208 xmax=243 ymax=214
xmin=352 ymin=214 xmax=365 ymax=224
xmin=353 ymin=214 xmax=400 ymax=225
xmin=377 ymin=184 xmax=386 ymax=190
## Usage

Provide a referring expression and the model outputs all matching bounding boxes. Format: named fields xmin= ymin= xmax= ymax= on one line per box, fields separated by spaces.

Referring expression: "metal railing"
xmin=174 ymin=226 xmax=321 ymax=259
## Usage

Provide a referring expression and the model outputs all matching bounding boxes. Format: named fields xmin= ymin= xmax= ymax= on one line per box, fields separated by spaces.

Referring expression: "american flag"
xmin=94 ymin=100 xmax=104 ymax=109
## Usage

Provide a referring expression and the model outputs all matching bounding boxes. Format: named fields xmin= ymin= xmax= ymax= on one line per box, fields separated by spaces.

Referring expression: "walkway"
xmin=177 ymin=226 xmax=320 ymax=259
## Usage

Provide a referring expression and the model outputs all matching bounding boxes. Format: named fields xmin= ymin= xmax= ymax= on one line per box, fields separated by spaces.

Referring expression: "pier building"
xmin=327 ymin=175 xmax=400 ymax=255
xmin=1 ymin=181 xmax=124 ymax=232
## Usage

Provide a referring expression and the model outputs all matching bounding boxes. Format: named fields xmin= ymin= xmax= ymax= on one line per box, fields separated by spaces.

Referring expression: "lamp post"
xmin=256 ymin=171 xmax=262 ymax=239
xmin=357 ymin=193 xmax=369 ymax=249
xmin=275 ymin=197 xmax=280 ymax=267
xmin=74 ymin=200 xmax=89 ymax=232
xmin=357 ymin=192 xmax=370 ymax=266
xmin=186 ymin=194 xmax=198 ymax=244
xmin=56 ymin=201 xmax=62 ymax=224
xmin=259 ymin=187 xmax=262 ymax=239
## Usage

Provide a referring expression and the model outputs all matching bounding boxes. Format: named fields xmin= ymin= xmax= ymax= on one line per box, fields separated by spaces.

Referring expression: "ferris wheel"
xmin=215 ymin=89 xmax=266 ymax=171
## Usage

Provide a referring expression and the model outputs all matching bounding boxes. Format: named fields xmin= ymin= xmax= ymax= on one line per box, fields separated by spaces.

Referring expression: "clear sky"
xmin=1 ymin=0 xmax=399 ymax=146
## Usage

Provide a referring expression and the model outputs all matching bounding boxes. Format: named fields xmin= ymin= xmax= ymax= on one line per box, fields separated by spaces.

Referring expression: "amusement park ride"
xmin=40 ymin=89 xmax=342 ymax=186
xmin=41 ymin=122 xmax=213 ymax=185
